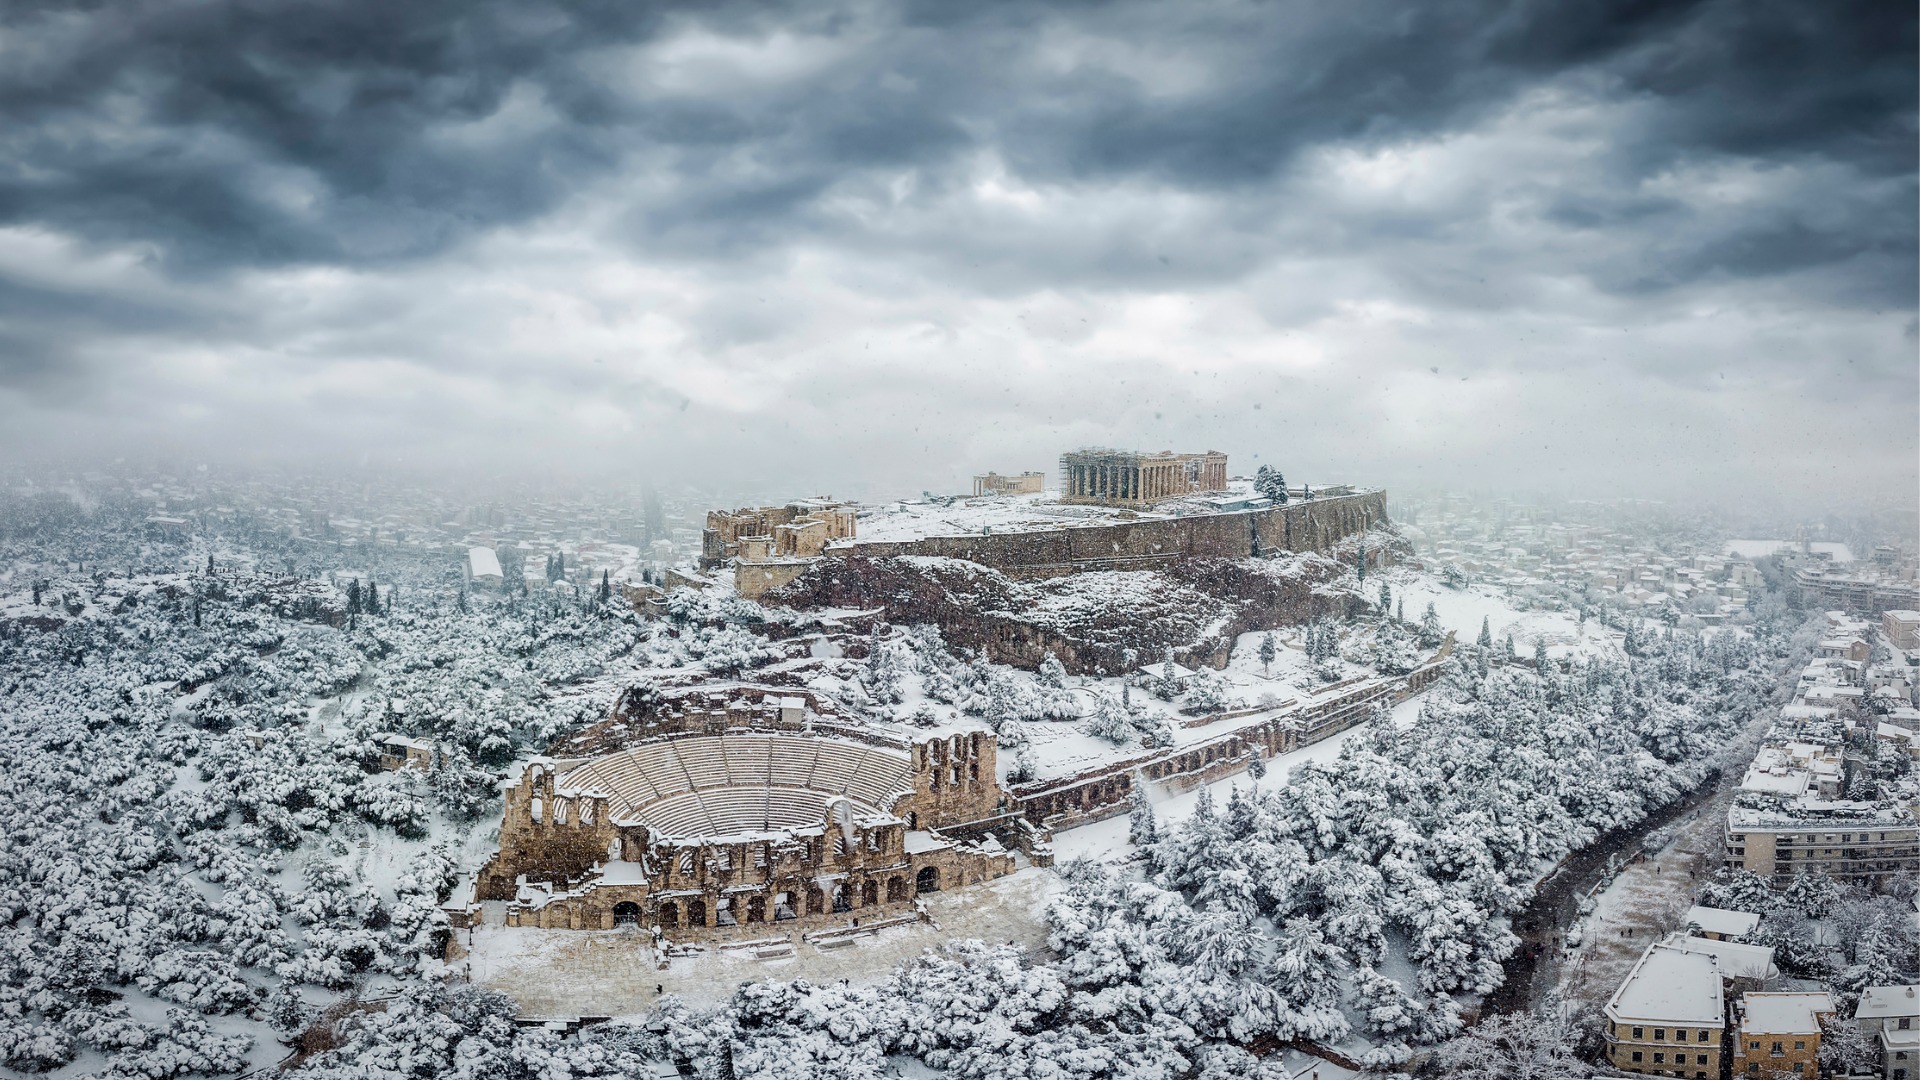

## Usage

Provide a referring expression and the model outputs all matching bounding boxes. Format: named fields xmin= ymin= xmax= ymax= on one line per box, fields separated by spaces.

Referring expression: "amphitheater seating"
xmin=555 ymin=733 xmax=915 ymax=841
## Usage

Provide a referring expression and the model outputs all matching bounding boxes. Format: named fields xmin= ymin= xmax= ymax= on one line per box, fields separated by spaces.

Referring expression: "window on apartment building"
xmin=1699 ymin=1031 xmax=1709 ymax=1041
xmin=1675 ymin=1030 xmax=1687 ymax=1041
xmin=1631 ymin=1051 xmax=1643 ymax=1062
xmin=1633 ymin=1027 xmax=1644 ymax=1039
xmin=1901 ymin=1018 xmax=1912 ymax=1030
xmin=1792 ymin=1064 xmax=1803 ymax=1074
xmin=1771 ymin=1041 xmax=1783 ymax=1055
xmin=1652 ymin=1053 xmax=1664 ymax=1063
xmin=1698 ymin=1055 xmax=1709 ymax=1064
xmin=1654 ymin=1029 xmax=1666 ymax=1041
xmin=1794 ymin=1041 xmax=1805 ymax=1050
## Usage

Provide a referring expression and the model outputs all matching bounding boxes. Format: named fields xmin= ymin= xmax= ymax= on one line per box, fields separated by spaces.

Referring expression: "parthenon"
xmin=1058 ymin=448 xmax=1228 ymax=508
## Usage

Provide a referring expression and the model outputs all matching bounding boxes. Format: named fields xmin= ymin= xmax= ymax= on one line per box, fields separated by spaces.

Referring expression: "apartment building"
xmin=1726 ymin=805 xmax=1920 ymax=882
xmin=1604 ymin=941 xmax=1729 ymax=1077
xmin=1730 ymin=991 xmax=1834 ymax=1076
xmin=1858 ymin=985 xmax=1920 ymax=1080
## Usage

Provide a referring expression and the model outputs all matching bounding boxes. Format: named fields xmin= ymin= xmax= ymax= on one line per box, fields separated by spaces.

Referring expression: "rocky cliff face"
xmin=770 ymin=524 xmax=1409 ymax=674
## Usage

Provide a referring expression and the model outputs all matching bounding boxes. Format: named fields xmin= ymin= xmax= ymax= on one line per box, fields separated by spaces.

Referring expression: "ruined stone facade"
xmin=973 ymin=471 xmax=1045 ymax=497
xmin=701 ymin=499 xmax=857 ymax=569
xmin=467 ymin=729 xmax=1012 ymax=937
xmin=1058 ymin=448 xmax=1228 ymax=508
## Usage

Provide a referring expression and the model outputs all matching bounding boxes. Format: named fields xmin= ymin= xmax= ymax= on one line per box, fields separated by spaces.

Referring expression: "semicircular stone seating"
xmin=557 ymin=734 xmax=913 ymax=841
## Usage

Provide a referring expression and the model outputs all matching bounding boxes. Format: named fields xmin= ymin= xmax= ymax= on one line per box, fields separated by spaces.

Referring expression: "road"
xmin=1482 ymin=764 xmax=1725 ymax=1016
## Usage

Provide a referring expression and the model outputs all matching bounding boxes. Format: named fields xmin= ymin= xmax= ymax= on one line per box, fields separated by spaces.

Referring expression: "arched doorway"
xmin=658 ymin=901 xmax=679 ymax=928
xmin=746 ymin=895 xmax=767 ymax=924
xmin=860 ymin=880 xmax=878 ymax=907
xmin=916 ymin=866 xmax=940 ymax=894
xmin=806 ymin=885 xmax=825 ymax=916
xmin=887 ymin=877 xmax=907 ymax=904
xmin=612 ymin=901 xmax=641 ymax=927
xmin=688 ymin=899 xmax=708 ymax=927
xmin=831 ymin=885 xmax=851 ymax=913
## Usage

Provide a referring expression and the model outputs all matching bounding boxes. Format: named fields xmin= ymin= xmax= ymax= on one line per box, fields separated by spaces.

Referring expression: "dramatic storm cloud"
xmin=0 ymin=0 xmax=1913 ymax=503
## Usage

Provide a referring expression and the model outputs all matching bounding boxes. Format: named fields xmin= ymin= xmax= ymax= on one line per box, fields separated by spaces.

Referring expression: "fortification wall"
xmin=828 ymin=490 xmax=1387 ymax=575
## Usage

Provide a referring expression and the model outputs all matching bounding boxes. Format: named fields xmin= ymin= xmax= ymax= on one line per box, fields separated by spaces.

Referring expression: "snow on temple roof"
xmin=1605 ymin=941 xmax=1724 ymax=1026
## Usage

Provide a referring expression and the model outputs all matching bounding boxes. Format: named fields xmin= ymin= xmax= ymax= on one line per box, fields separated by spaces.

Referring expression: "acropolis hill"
xmin=690 ymin=450 xmax=1401 ymax=674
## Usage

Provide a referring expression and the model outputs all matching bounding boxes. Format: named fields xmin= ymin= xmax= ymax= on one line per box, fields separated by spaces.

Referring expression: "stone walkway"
xmin=457 ymin=869 xmax=1061 ymax=1015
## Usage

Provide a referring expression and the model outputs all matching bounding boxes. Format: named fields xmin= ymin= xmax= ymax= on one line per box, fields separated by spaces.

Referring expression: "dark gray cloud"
xmin=0 ymin=0 xmax=1911 ymax=504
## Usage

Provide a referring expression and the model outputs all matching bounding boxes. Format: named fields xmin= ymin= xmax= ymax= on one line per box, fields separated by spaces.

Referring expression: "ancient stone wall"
xmin=477 ymin=762 xmax=620 ymax=900
xmin=1008 ymin=658 xmax=1447 ymax=831
xmin=830 ymin=490 xmax=1388 ymax=575
xmin=894 ymin=730 xmax=1002 ymax=829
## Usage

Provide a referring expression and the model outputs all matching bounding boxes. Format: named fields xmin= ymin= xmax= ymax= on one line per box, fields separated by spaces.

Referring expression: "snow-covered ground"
xmin=1382 ymin=566 xmax=1620 ymax=655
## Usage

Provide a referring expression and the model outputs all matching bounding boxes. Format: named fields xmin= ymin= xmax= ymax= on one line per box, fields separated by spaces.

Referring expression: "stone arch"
xmin=613 ymin=901 xmax=641 ymax=927
xmin=746 ymin=895 xmax=767 ymax=923
xmin=861 ymin=879 xmax=878 ymax=907
xmin=806 ymin=885 xmax=825 ymax=915
xmin=688 ymin=898 xmax=708 ymax=926
xmin=887 ymin=877 xmax=908 ymax=903
xmin=916 ymin=866 xmax=940 ymax=894
xmin=658 ymin=900 xmax=679 ymax=928
xmin=832 ymin=883 xmax=851 ymax=913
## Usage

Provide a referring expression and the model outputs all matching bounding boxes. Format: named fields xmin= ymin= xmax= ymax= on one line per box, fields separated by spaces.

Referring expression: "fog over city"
xmin=1 ymin=0 xmax=1913 ymax=505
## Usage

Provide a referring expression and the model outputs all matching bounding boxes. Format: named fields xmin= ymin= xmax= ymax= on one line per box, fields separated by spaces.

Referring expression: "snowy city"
xmin=0 ymin=2 xmax=1914 ymax=1079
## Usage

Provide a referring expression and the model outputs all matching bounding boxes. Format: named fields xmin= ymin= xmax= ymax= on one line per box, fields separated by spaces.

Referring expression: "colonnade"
xmin=1062 ymin=460 xmax=1197 ymax=504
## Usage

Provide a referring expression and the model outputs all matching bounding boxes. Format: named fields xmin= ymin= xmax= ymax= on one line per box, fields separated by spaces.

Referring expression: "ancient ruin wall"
xmin=827 ymin=490 xmax=1388 ymax=574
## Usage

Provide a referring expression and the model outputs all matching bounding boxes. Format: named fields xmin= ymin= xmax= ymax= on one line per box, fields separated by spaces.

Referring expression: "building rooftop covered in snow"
xmin=1603 ymin=940 xmax=1729 ymax=1076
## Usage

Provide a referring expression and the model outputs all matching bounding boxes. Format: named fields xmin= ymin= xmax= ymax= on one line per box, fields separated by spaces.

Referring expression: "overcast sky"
xmin=0 ymin=0 xmax=1913 ymax=505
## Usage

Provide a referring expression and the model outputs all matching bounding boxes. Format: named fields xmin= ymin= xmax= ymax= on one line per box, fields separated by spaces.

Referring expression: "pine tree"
xmin=1418 ymin=602 xmax=1442 ymax=647
xmin=1356 ymin=549 xmax=1367 ymax=583
xmin=553 ymin=552 xmax=565 ymax=582
xmin=346 ymin=579 xmax=362 ymax=615
xmin=206 ymin=554 xmax=214 ymax=574
xmin=1534 ymin=639 xmax=1551 ymax=675
xmin=365 ymin=580 xmax=378 ymax=615
xmin=457 ymin=585 xmax=470 ymax=614
xmin=1127 ymin=787 xmax=1158 ymax=846
xmin=1504 ymin=633 xmax=1517 ymax=662
xmin=1258 ymin=632 xmax=1276 ymax=675
xmin=599 ymin=570 xmax=612 ymax=603
xmin=1477 ymin=616 xmax=1492 ymax=649
xmin=31 ymin=580 xmax=41 ymax=606
xmin=1396 ymin=597 xmax=1405 ymax=622
xmin=1378 ymin=582 xmax=1391 ymax=613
